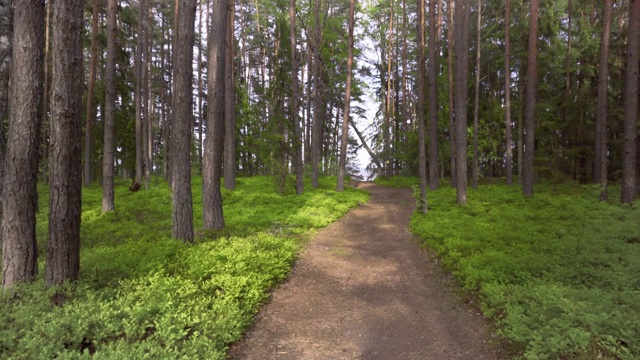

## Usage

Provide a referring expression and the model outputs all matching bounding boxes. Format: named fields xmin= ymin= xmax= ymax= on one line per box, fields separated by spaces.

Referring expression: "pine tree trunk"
xmin=447 ymin=0 xmax=456 ymax=187
xmin=84 ymin=0 xmax=100 ymax=186
xmin=417 ymin=0 xmax=428 ymax=212
xmin=0 ymin=0 xmax=12 ymax=248
xmin=134 ymin=0 xmax=145 ymax=185
xmin=622 ymin=0 xmax=640 ymax=203
xmin=203 ymin=0 xmax=227 ymax=229
xmin=46 ymin=0 xmax=84 ymax=287
xmin=102 ymin=0 xmax=117 ymax=213
xmin=472 ymin=0 xmax=480 ymax=190
xmin=171 ymin=0 xmax=197 ymax=241
xmin=385 ymin=0 xmax=394 ymax=179
xmin=224 ymin=3 xmax=236 ymax=190
xmin=291 ymin=0 xmax=304 ymax=194
xmin=337 ymin=0 xmax=355 ymax=192
xmin=142 ymin=3 xmax=151 ymax=189
xmin=454 ymin=0 xmax=469 ymax=204
xmin=522 ymin=0 xmax=539 ymax=197
xmin=595 ymin=0 xmax=612 ymax=201
xmin=311 ymin=0 xmax=322 ymax=188
xmin=1 ymin=0 xmax=43 ymax=288
xmin=504 ymin=0 xmax=512 ymax=185
xmin=428 ymin=0 xmax=439 ymax=190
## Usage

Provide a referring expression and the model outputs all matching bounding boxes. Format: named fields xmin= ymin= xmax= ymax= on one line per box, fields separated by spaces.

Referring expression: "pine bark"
xmin=203 ymin=0 xmax=227 ymax=229
xmin=0 ymin=0 xmax=12 ymax=248
xmin=504 ymin=0 xmax=512 ymax=185
xmin=428 ymin=0 xmax=439 ymax=190
xmin=454 ymin=0 xmax=469 ymax=204
xmin=622 ymin=0 xmax=640 ymax=203
xmin=1 ymin=0 xmax=43 ymax=288
xmin=595 ymin=0 xmax=612 ymax=200
xmin=46 ymin=0 xmax=84 ymax=287
xmin=291 ymin=0 xmax=304 ymax=194
xmin=84 ymin=0 xmax=100 ymax=186
xmin=134 ymin=0 xmax=145 ymax=185
xmin=417 ymin=0 xmax=428 ymax=212
xmin=522 ymin=0 xmax=539 ymax=197
xmin=171 ymin=0 xmax=197 ymax=241
xmin=102 ymin=0 xmax=117 ymax=213
xmin=337 ymin=0 xmax=355 ymax=192
xmin=311 ymin=0 xmax=323 ymax=188
xmin=471 ymin=0 xmax=480 ymax=190
xmin=447 ymin=0 xmax=455 ymax=187
xmin=224 ymin=2 xmax=236 ymax=190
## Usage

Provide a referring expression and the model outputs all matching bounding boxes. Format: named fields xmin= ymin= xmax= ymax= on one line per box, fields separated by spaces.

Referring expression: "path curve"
xmin=228 ymin=183 xmax=501 ymax=359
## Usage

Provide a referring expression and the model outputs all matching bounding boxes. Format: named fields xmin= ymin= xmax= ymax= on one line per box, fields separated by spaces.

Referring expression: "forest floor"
xmin=228 ymin=183 xmax=505 ymax=360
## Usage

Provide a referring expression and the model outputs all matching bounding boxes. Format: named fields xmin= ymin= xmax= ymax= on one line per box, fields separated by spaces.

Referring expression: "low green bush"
xmin=1 ymin=176 xmax=368 ymax=359
xmin=410 ymin=183 xmax=640 ymax=359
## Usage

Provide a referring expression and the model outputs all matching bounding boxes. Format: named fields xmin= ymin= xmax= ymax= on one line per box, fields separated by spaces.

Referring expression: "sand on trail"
xmin=228 ymin=182 xmax=503 ymax=360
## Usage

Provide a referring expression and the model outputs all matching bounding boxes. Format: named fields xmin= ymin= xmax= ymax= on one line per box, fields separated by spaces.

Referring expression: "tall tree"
xmin=84 ymin=0 xmax=100 ymax=186
xmin=622 ymin=0 xmax=640 ymax=203
xmin=504 ymin=0 xmax=512 ymax=185
xmin=337 ymin=0 xmax=355 ymax=192
xmin=522 ymin=0 xmax=539 ymax=197
xmin=46 ymin=0 xmax=83 ymax=286
xmin=291 ymin=0 xmax=304 ymax=194
xmin=102 ymin=0 xmax=117 ymax=213
xmin=134 ymin=0 xmax=145 ymax=186
xmin=471 ymin=0 xmax=480 ymax=190
xmin=311 ymin=0 xmax=323 ymax=188
xmin=385 ymin=0 xmax=394 ymax=178
xmin=447 ymin=0 xmax=456 ymax=187
xmin=203 ymin=0 xmax=227 ymax=229
xmin=428 ymin=0 xmax=439 ymax=190
xmin=417 ymin=0 xmax=428 ymax=212
xmin=171 ymin=0 xmax=197 ymax=241
xmin=1 ymin=0 xmax=43 ymax=288
xmin=224 ymin=1 xmax=236 ymax=190
xmin=595 ymin=0 xmax=612 ymax=201
xmin=0 ymin=0 xmax=12 ymax=247
xmin=454 ymin=0 xmax=469 ymax=204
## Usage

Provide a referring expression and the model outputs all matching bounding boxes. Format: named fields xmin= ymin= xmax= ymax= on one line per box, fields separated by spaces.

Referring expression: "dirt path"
xmin=228 ymin=183 xmax=502 ymax=360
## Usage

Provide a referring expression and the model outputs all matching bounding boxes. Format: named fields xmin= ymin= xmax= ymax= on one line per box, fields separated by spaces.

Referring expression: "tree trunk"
xmin=622 ymin=0 xmax=640 ymax=203
xmin=471 ymin=0 xmax=480 ymax=190
xmin=417 ymin=0 xmax=428 ymax=212
xmin=595 ymin=0 xmax=612 ymax=201
xmin=196 ymin=1 xmax=204 ymax=170
xmin=134 ymin=0 xmax=145 ymax=185
xmin=171 ymin=0 xmax=197 ymax=241
xmin=46 ymin=0 xmax=84 ymax=287
xmin=454 ymin=0 xmax=469 ymax=204
xmin=385 ymin=0 xmax=394 ymax=179
xmin=504 ymin=0 xmax=512 ymax=185
xmin=1 ymin=0 xmax=43 ymax=288
xmin=337 ymin=0 xmax=355 ymax=192
xmin=305 ymin=41 xmax=313 ymax=165
xmin=224 ymin=2 xmax=236 ymax=190
xmin=311 ymin=0 xmax=322 ymax=188
xmin=84 ymin=0 xmax=100 ymax=186
xmin=428 ymin=0 xmax=439 ymax=190
xmin=291 ymin=0 xmax=304 ymax=194
xmin=522 ymin=0 xmax=539 ymax=197
xmin=102 ymin=0 xmax=117 ymax=213
xmin=142 ymin=3 xmax=151 ymax=189
xmin=0 ymin=0 xmax=12 ymax=248
xmin=203 ymin=0 xmax=227 ymax=229
xmin=447 ymin=0 xmax=455 ymax=187
xmin=350 ymin=119 xmax=383 ymax=172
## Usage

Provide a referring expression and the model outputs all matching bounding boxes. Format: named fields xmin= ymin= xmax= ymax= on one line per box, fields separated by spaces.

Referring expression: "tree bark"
xmin=291 ymin=0 xmax=304 ymax=194
xmin=134 ymin=0 xmax=145 ymax=185
xmin=595 ymin=0 xmax=612 ymax=201
xmin=447 ymin=0 xmax=455 ymax=187
xmin=504 ymin=0 xmax=512 ymax=185
xmin=417 ymin=0 xmax=428 ymax=212
xmin=454 ymin=0 xmax=469 ymax=204
xmin=102 ymin=0 xmax=117 ymax=213
xmin=385 ymin=0 xmax=394 ymax=178
xmin=46 ymin=0 xmax=84 ymax=287
xmin=142 ymin=2 xmax=151 ymax=189
xmin=1 ymin=0 xmax=43 ymax=288
xmin=522 ymin=0 xmax=539 ymax=197
xmin=171 ymin=0 xmax=197 ymax=241
xmin=203 ymin=0 xmax=227 ymax=229
xmin=471 ymin=0 xmax=480 ymax=190
xmin=311 ymin=0 xmax=323 ymax=188
xmin=84 ymin=0 xmax=100 ymax=186
xmin=337 ymin=0 xmax=355 ymax=192
xmin=428 ymin=0 xmax=439 ymax=190
xmin=622 ymin=0 xmax=640 ymax=203
xmin=224 ymin=2 xmax=236 ymax=190
xmin=0 ymin=0 xmax=12 ymax=248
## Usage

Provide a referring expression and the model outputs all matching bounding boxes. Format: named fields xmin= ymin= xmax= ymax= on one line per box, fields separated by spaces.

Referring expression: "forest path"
xmin=228 ymin=183 xmax=502 ymax=360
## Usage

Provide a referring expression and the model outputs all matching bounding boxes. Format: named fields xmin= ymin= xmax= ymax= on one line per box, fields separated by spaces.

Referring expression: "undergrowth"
xmin=0 ymin=176 xmax=368 ymax=359
xmin=410 ymin=182 xmax=640 ymax=359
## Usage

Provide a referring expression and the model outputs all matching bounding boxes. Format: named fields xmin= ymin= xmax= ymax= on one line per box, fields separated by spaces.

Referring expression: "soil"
xmin=228 ymin=183 xmax=504 ymax=360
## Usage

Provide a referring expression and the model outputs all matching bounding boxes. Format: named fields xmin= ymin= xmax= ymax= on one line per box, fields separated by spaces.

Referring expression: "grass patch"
xmin=410 ymin=183 xmax=640 ymax=359
xmin=1 ymin=176 xmax=368 ymax=359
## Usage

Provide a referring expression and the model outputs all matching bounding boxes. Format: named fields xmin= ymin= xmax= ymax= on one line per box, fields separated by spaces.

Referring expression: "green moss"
xmin=0 ymin=176 xmax=368 ymax=359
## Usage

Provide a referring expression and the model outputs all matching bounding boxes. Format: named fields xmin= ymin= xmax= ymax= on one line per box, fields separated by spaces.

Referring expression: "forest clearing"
xmin=1 ymin=0 xmax=639 ymax=359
